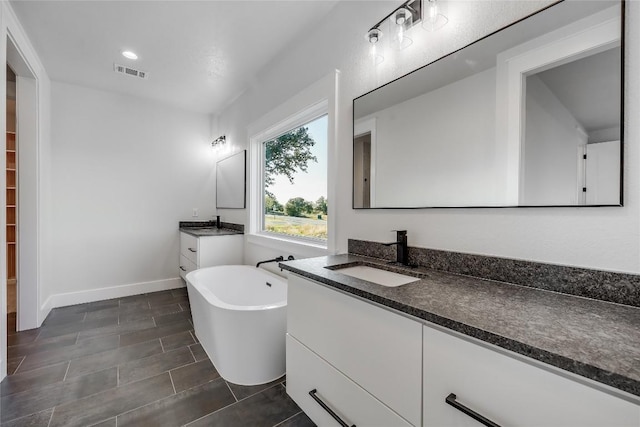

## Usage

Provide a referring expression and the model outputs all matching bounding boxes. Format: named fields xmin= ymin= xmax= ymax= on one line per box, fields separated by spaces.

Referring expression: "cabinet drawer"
xmin=288 ymin=274 xmax=422 ymax=426
xmin=423 ymin=325 xmax=640 ymax=427
xmin=179 ymin=254 xmax=197 ymax=280
xmin=287 ymin=334 xmax=412 ymax=427
xmin=180 ymin=232 xmax=198 ymax=264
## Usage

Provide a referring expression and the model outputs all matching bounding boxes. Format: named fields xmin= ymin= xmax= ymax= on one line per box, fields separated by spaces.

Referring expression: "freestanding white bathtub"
xmin=185 ymin=265 xmax=287 ymax=385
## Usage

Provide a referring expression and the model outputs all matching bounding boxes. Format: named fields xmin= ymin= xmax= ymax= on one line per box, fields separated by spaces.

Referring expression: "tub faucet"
xmin=383 ymin=230 xmax=408 ymax=265
xmin=256 ymin=256 xmax=284 ymax=268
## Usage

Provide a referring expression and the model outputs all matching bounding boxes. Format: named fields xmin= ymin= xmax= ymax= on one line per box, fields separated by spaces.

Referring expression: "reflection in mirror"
xmin=523 ymin=47 xmax=621 ymax=205
xmin=353 ymin=1 xmax=623 ymax=208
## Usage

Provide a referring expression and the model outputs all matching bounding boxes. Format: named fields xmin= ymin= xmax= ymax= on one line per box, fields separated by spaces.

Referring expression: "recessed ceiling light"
xmin=122 ymin=51 xmax=138 ymax=60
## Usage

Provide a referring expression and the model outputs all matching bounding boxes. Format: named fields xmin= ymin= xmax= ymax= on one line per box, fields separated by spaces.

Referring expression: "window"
xmin=261 ymin=114 xmax=328 ymax=243
xmin=248 ymin=71 xmax=337 ymax=253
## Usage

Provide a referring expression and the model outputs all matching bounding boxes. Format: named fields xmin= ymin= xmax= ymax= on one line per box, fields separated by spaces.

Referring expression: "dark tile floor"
xmin=1 ymin=288 xmax=315 ymax=427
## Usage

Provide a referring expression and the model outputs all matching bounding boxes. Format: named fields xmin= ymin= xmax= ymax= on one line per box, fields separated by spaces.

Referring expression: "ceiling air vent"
xmin=114 ymin=63 xmax=149 ymax=80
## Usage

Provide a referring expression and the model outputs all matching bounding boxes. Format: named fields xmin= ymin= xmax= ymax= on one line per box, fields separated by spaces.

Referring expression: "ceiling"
xmin=10 ymin=0 xmax=339 ymax=114
xmin=535 ymin=47 xmax=621 ymax=133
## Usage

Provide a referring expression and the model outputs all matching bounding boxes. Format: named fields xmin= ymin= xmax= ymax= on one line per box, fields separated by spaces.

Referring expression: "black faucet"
xmin=216 ymin=215 xmax=221 ymax=229
xmin=383 ymin=230 xmax=408 ymax=265
xmin=256 ymin=256 xmax=284 ymax=268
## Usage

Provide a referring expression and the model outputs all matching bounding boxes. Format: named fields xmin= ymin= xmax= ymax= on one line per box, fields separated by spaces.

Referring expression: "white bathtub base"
xmin=186 ymin=265 xmax=287 ymax=386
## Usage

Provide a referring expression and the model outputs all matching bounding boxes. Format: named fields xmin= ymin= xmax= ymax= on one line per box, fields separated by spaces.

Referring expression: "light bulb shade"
xmin=423 ymin=0 xmax=448 ymax=32
xmin=389 ymin=10 xmax=413 ymax=51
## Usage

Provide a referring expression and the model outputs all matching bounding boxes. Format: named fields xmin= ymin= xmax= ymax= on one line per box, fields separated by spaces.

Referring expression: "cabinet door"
xmin=287 ymin=334 xmax=412 ymax=427
xmin=198 ymin=234 xmax=243 ymax=267
xmin=288 ymin=274 xmax=422 ymax=426
xmin=423 ymin=325 xmax=640 ymax=427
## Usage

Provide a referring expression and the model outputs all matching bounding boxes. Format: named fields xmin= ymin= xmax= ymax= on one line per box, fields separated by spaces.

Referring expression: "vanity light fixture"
xmin=365 ymin=0 xmax=421 ymax=55
xmin=364 ymin=0 xmax=448 ymax=57
xmin=211 ymin=135 xmax=226 ymax=149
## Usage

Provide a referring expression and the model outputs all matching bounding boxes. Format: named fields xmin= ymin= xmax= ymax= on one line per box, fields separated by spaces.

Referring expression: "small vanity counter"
xmin=178 ymin=227 xmax=243 ymax=237
xmin=280 ymin=254 xmax=640 ymax=399
xmin=178 ymin=221 xmax=244 ymax=279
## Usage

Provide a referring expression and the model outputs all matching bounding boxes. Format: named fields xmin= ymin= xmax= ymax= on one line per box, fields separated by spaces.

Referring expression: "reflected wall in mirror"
xmin=353 ymin=0 xmax=623 ymax=208
xmin=216 ymin=150 xmax=246 ymax=209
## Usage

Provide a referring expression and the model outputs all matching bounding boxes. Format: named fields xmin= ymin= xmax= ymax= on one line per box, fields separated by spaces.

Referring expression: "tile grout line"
xmin=114 ymin=372 xmax=202 ymax=422
xmin=272 ymin=411 xmax=303 ymax=427
xmin=12 ymin=355 xmax=25 ymax=375
xmin=186 ymin=380 xmax=287 ymax=426
xmin=232 ymin=381 xmax=285 ymax=405
xmin=225 ymin=380 xmax=239 ymax=402
xmin=120 ymin=355 xmax=198 ymax=388
xmin=187 ymin=344 xmax=196 ymax=361
xmin=159 ymin=337 xmax=165 ymax=353
xmin=62 ymin=361 xmax=71 ymax=381
xmin=168 ymin=370 xmax=177 ymax=394
xmin=46 ymin=406 xmax=55 ymax=427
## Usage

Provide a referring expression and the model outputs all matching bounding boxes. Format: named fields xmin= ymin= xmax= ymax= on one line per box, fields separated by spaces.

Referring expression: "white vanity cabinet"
xmin=178 ymin=231 xmax=243 ymax=279
xmin=422 ymin=326 xmax=640 ymax=427
xmin=287 ymin=273 xmax=422 ymax=426
xmin=287 ymin=273 xmax=640 ymax=427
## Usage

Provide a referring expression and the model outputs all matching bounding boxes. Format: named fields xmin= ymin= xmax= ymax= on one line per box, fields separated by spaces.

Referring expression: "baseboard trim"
xmin=40 ymin=295 xmax=54 ymax=325
xmin=41 ymin=277 xmax=186 ymax=312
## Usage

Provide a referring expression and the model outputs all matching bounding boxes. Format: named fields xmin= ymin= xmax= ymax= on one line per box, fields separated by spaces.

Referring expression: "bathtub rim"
xmin=186 ymin=265 xmax=287 ymax=312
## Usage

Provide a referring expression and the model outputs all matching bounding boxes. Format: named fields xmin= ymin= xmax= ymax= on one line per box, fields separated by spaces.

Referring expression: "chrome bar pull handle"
xmin=445 ymin=393 xmax=501 ymax=427
xmin=309 ymin=389 xmax=355 ymax=427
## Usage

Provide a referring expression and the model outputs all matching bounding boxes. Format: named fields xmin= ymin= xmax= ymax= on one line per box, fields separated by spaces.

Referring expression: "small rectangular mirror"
xmin=353 ymin=0 xmax=623 ymax=208
xmin=216 ymin=150 xmax=246 ymax=209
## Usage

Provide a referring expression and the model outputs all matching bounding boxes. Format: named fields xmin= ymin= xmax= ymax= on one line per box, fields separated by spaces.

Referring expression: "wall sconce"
xmin=365 ymin=0 xmax=448 ymax=59
xmin=211 ymin=135 xmax=226 ymax=149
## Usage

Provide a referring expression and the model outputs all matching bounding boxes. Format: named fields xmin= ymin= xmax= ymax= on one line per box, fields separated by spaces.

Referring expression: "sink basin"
xmin=334 ymin=265 xmax=420 ymax=287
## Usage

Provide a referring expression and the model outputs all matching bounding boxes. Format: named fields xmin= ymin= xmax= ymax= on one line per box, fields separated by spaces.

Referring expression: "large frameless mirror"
xmin=353 ymin=0 xmax=623 ymax=208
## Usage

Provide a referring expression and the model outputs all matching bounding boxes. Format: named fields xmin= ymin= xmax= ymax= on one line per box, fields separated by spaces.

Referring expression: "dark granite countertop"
xmin=179 ymin=227 xmax=243 ymax=237
xmin=279 ymin=254 xmax=640 ymax=399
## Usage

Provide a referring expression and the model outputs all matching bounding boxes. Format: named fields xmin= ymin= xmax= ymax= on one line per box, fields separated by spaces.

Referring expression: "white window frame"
xmin=247 ymin=71 xmax=338 ymax=256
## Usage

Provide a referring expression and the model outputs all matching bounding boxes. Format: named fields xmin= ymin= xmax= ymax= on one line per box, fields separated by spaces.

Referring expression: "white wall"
xmin=366 ymin=67 xmax=498 ymax=207
xmin=49 ymin=82 xmax=213 ymax=302
xmin=216 ymin=0 xmax=640 ymax=274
